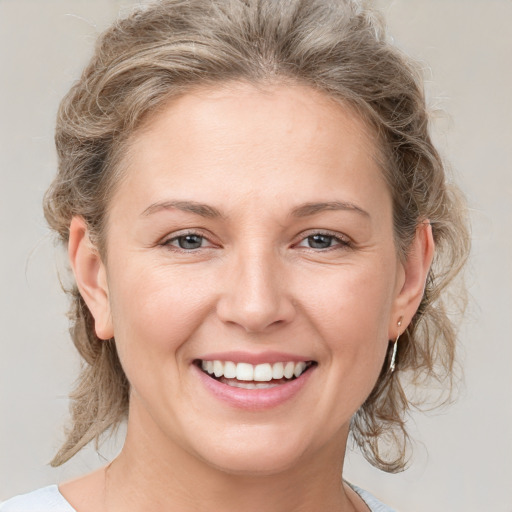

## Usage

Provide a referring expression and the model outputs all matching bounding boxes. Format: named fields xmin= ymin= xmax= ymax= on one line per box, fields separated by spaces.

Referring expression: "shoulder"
xmin=0 ymin=486 xmax=76 ymax=512
xmin=349 ymin=483 xmax=398 ymax=512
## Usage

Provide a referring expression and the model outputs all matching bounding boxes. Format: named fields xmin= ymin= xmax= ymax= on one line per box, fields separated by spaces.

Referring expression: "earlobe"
xmin=390 ymin=221 xmax=435 ymax=338
xmin=68 ymin=216 xmax=114 ymax=340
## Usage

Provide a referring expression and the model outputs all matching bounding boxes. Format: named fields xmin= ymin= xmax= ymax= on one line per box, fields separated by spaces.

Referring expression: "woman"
xmin=1 ymin=0 xmax=469 ymax=510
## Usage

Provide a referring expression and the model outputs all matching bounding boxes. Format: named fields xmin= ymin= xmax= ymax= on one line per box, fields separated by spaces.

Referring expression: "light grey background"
xmin=1 ymin=1 xmax=511 ymax=510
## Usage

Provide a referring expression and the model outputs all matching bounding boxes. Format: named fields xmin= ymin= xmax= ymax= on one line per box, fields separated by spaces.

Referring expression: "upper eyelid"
xmin=294 ymin=229 xmax=351 ymax=244
xmin=161 ymin=228 xmax=213 ymax=243
xmin=162 ymin=232 xmax=216 ymax=252
xmin=158 ymin=228 xmax=351 ymax=247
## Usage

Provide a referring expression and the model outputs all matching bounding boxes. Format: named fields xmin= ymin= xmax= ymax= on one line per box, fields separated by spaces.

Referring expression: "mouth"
xmin=194 ymin=359 xmax=317 ymax=389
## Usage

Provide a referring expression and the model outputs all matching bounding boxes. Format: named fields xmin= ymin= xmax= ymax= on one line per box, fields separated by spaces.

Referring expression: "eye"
xmin=296 ymin=232 xmax=349 ymax=250
xmin=165 ymin=233 xmax=210 ymax=250
xmin=304 ymin=234 xmax=336 ymax=249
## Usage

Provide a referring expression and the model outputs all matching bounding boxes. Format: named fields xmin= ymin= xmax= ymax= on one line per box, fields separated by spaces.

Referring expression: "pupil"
xmin=179 ymin=234 xmax=203 ymax=249
xmin=309 ymin=234 xmax=332 ymax=249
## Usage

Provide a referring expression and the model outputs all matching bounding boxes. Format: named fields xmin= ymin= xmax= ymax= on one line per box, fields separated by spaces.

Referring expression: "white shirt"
xmin=0 ymin=484 xmax=397 ymax=511
xmin=0 ymin=486 xmax=74 ymax=511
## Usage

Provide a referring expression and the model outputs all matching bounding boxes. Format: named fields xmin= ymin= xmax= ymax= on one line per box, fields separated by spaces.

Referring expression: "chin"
xmin=188 ymin=426 xmax=320 ymax=477
xmin=201 ymin=450 xmax=303 ymax=477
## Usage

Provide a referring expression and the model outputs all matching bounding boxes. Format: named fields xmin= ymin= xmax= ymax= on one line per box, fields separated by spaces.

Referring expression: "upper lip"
xmin=194 ymin=351 xmax=314 ymax=365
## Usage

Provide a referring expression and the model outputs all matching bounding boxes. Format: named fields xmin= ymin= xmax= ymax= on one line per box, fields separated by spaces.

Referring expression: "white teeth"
xmin=224 ymin=361 xmax=237 ymax=379
xmin=236 ymin=362 xmax=254 ymax=381
xmin=272 ymin=362 xmax=284 ymax=379
xmin=225 ymin=380 xmax=279 ymax=389
xmin=294 ymin=361 xmax=306 ymax=378
xmin=283 ymin=361 xmax=295 ymax=379
xmin=253 ymin=363 xmax=272 ymax=381
xmin=201 ymin=360 xmax=215 ymax=374
xmin=200 ymin=360 xmax=311 ymax=382
xmin=213 ymin=360 xmax=224 ymax=378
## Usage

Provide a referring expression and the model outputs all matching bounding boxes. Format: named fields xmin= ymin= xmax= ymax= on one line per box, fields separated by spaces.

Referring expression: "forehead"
xmin=132 ymin=81 xmax=378 ymax=161
xmin=113 ymin=81 xmax=388 ymax=217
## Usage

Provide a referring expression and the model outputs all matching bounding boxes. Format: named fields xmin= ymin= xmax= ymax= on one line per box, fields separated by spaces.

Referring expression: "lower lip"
xmin=192 ymin=364 xmax=315 ymax=410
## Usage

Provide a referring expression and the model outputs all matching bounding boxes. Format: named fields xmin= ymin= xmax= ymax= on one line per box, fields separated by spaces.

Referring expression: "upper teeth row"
xmin=201 ymin=360 xmax=308 ymax=381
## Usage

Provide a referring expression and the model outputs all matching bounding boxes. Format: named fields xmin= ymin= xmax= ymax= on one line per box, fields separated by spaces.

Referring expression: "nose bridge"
xmin=217 ymin=241 xmax=295 ymax=332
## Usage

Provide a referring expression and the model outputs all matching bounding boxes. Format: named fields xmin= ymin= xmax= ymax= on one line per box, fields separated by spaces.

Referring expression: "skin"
xmin=62 ymin=82 xmax=434 ymax=512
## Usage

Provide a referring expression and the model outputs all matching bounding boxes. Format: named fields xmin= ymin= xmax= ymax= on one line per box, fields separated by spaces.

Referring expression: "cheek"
xmin=298 ymin=263 xmax=395 ymax=376
xmin=106 ymin=262 xmax=213 ymax=372
xmin=301 ymin=264 xmax=395 ymax=334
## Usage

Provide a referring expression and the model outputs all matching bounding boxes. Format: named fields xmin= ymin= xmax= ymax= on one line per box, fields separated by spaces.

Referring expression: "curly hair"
xmin=44 ymin=0 xmax=469 ymax=471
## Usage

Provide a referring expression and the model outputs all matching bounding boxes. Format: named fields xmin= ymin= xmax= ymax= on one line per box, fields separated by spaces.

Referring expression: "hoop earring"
xmin=390 ymin=318 xmax=403 ymax=373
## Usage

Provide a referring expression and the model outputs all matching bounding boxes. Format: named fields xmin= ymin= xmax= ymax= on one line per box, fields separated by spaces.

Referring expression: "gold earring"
xmin=390 ymin=318 xmax=402 ymax=373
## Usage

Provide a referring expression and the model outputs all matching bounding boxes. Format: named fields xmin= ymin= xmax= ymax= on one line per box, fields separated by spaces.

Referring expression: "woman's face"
xmin=77 ymin=82 xmax=415 ymax=474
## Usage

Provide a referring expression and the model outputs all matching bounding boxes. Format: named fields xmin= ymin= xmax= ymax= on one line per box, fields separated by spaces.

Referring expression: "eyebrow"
xmin=140 ymin=199 xmax=369 ymax=220
xmin=141 ymin=200 xmax=223 ymax=218
xmin=290 ymin=201 xmax=370 ymax=218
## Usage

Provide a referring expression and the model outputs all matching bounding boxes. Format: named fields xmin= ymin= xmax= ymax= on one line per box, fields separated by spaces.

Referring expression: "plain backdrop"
xmin=1 ymin=1 xmax=511 ymax=510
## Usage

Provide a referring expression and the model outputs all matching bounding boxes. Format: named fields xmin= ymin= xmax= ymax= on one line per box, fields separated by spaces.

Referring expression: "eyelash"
xmin=161 ymin=230 xmax=352 ymax=252
xmin=295 ymin=231 xmax=352 ymax=251
xmin=161 ymin=230 xmax=214 ymax=251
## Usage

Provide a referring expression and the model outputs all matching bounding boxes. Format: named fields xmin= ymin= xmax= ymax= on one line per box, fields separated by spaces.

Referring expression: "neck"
xmin=104 ymin=404 xmax=356 ymax=512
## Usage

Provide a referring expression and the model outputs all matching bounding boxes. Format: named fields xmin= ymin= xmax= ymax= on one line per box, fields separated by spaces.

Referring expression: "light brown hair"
xmin=44 ymin=0 xmax=469 ymax=471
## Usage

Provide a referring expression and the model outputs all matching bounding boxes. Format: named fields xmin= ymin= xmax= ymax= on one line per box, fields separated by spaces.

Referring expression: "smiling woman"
xmin=1 ymin=1 xmax=469 ymax=511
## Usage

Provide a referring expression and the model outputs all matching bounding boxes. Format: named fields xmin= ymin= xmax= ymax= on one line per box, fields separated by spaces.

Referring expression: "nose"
xmin=216 ymin=248 xmax=296 ymax=333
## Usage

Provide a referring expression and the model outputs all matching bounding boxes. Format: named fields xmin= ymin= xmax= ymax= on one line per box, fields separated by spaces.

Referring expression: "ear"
xmin=68 ymin=216 xmax=114 ymax=340
xmin=389 ymin=221 xmax=435 ymax=338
